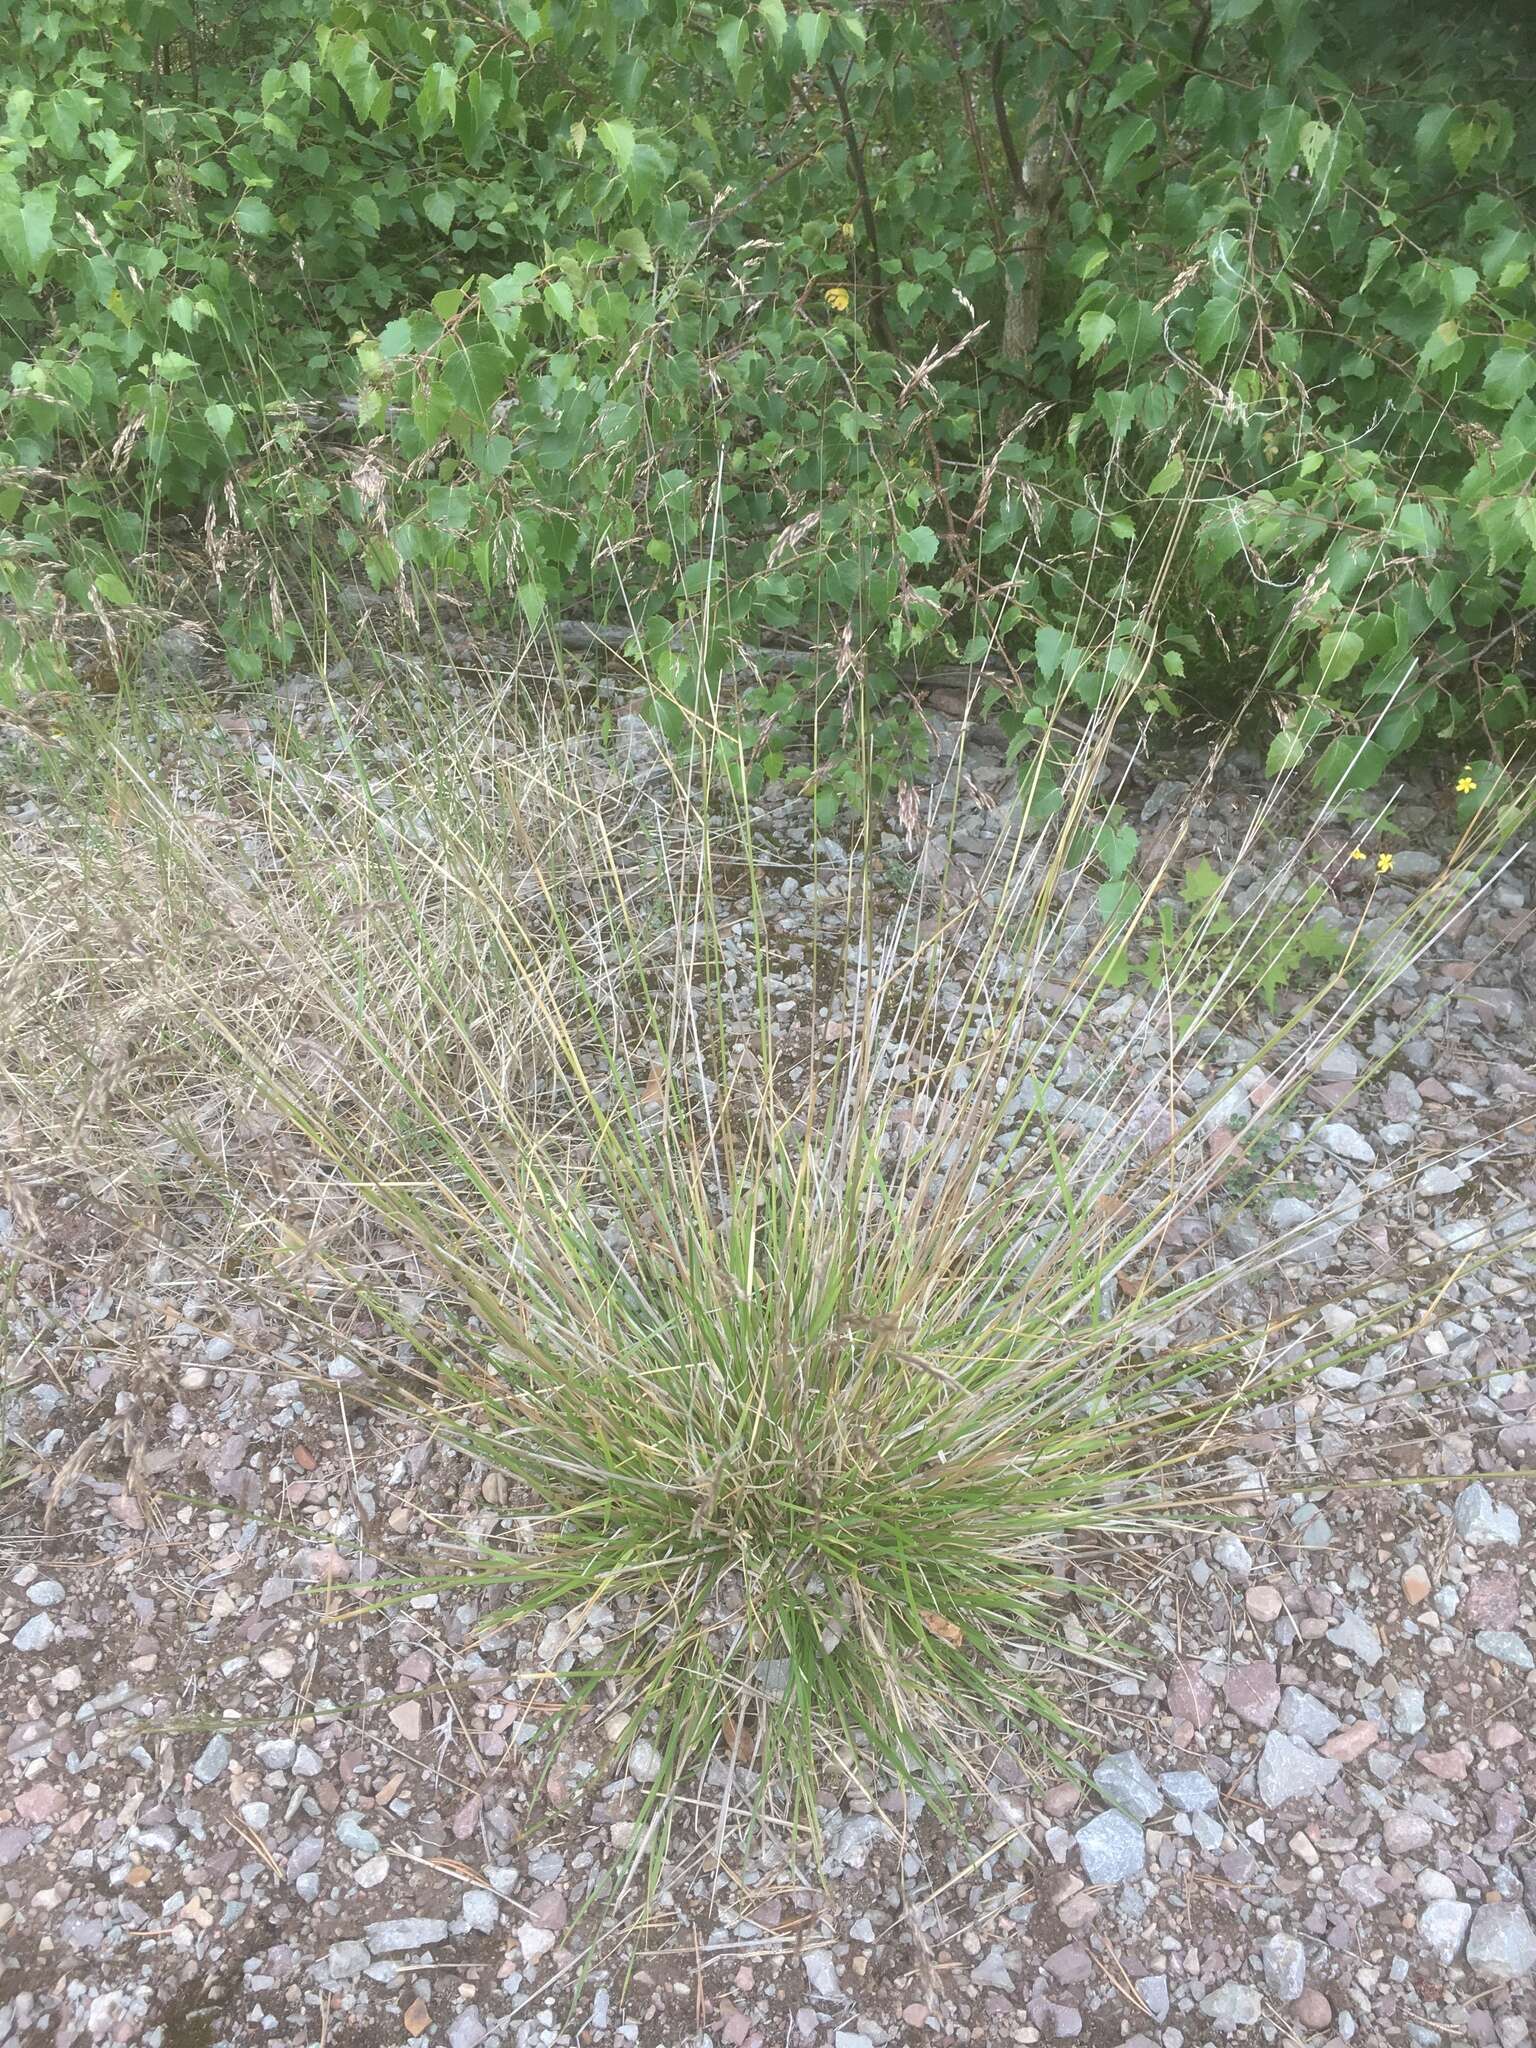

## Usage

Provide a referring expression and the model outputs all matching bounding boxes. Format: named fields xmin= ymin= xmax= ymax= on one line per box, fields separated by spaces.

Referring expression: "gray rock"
xmin=1453 ymin=1483 xmax=1520 ymax=1547
xmin=1257 ymin=1731 xmax=1341 ymax=1809
xmin=355 ymin=1855 xmax=390 ymax=1890
xmin=1091 ymin=1751 xmax=1162 ymax=1823
xmin=1318 ymin=1122 xmax=1375 ymax=1166
xmin=460 ymin=1889 xmax=499 ymax=1934
xmin=1213 ymin=1535 xmax=1253 ymax=1578
xmin=830 ymin=1811 xmax=888 ymax=1872
xmin=1384 ymin=1813 xmax=1434 ymax=1853
xmin=26 ymin=1581 xmax=65 ymax=1608
xmin=11 ymin=1615 xmax=54 ymax=1652
xmin=1474 ymin=1630 xmax=1533 ymax=1670
xmin=1135 ymin=1976 xmax=1169 ymax=2023
xmin=629 ymin=1738 xmax=663 ymax=1783
xmin=804 ymin=1950 xmax=842 ymax=2000
xmin=326 ymin=1941 xmax=371 ymax=1980
xmin=1466 ymin=1903 xmax=1536 ymax=1981
xmin=1200 ymin=1982 xmax=1262 ymax=2030
xmin=1162 ymin=1770 xmax=1220 ymax=1813
xmin=1392 ymin=1686 xmax=1426 ymax=1737
xmin=1268 ymin=1196 xmax=1318 ymax=1232
xmin=255 ymin=1738 xmax=297 ymax=1771
xmin=366 ymin=1917 xmax=448 ymax=1955
xmin=834 ymin=2034 xmax=875 ymax=2048
xmin=1326 ymin=1605 xmax=1383 ymax=1667
xmin=1278 ymin=1689 xmax=1342 ymax=1745
xmin=1392 ymin=850 xmax=1442 ymax=881
xmin=1383 ymin=1072 xmax=1422 ymax=1120
xmin=970 ymin=1947 xmax=1015 ymax=1991
xmin=1419 ymin=1899 xmax=1473 ymax=1966
xmin=1192 ymin=1810 xmax=1226 ymax=1852
xmin=1074 ymin=1808 xmax=1145 ymax=1885
xmin=336 ymin=1815 xmax=380 ymax=1856
xmin=1418 ymin=1164 xmax=1468 ymax=1197
xmin=192 ymin=1734 xmax=231 ymax=1785
xmin=448 ymin=2016 xmax=488 ymax=2048
xmin=1262 ymin=1934 xmax=1307 ymax=2003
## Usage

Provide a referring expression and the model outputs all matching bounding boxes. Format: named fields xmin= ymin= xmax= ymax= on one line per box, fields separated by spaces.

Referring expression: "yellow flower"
xmin=824 ymin=285 xmax=850 ymax=313
xmin=1456 ymin=773 xmax=1477 ymax=794
xmin=1347 ymin=847 xmax=1366 ymax=861
xmin=1376 ymin=851 xmax=1393 ymax=873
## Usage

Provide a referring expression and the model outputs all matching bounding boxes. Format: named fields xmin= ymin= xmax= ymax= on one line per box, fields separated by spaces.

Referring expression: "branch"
xmin=824 ymin=56 xmax=894 ymax=351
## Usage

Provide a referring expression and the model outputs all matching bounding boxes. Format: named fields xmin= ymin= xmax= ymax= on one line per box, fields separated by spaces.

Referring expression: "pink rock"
xmin=1323 ymin=1721 xmax=1381 ymax=1763
xmin=15 ymin=1782 xmax=63 ymax=1823
xmin=1418 ymin=1746 xmax=1471 ymax=1782
xmin=389 ymin=1700 xmax=423 ymax=1742
xmin=1487 ymin=1723 xmax=1522 ymax=1751
xmin=1464 ymin=1567 xmax=1520 ymax=1632
xmin=1224 ymin=1659 xmax=1280 ymax=1729
xmin=1167 ymin=1658 xmax=1216 ymax=1730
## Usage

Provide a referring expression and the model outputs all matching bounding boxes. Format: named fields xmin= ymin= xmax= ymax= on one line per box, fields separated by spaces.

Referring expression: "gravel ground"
xmin=3 ymin=675 xmax=1534 ymax=2048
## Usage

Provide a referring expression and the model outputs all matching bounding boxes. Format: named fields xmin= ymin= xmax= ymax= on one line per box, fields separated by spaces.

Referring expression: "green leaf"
xmin=1298 ymin=120 xmax=1331 ymax=176
xmin=1147 ymin=455 xmax=1184 ymax=496
xmin=422 ymin=190 xmax=456 ymax=232
xmin=797 ymin=9 xmax=830 ymax=67
xmin=94 ymin=572 xmax=134 ymax=606
xmin=758 ymin=0 xmax=788 ymax=49
xmin=1316 ymin=628 xmax=1364 ymax=685
xmin=1193 ymin=296 xmax=1240 ymax=363
xmin=898 ymin=525 xmax=939 ymax=566
xmin=717 ymin=17 xmax=748 ymax=76
xmin=414 ymin=63 xmax=458 ymax=139
xmin=377 ymin=319 xmax=416 ymax=360
xmin=596 ymin=118 xmax=637 ymax=172
xmin=813 ymin=786 xmax=840 ymax=827
xmin=234 ymin=196 xmax=275 ymax=236
xmin=1077 ymin=310 xmax=1116 ymax=358
xmin=1484 ymin=347 xmax=1536 ymax=410
xmin=0 ymin=184 xmax=58 ymax=283
xmin=1262 ymin=105 xmax=1308 ymax=181
xmin=442 ymin=342 xmax=508 ymax=426
xmin=1104 ymin=114 xmax=1155 ymax=185
xmin=204 ymin=403 xmax=236 ymax=440
xmin=1212 ymin=0 xmax=1263 ymax=19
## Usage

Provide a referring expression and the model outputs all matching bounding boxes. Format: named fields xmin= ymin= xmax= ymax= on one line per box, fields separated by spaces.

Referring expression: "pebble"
xmin=1295 ymin=1989 xmax=1332 ymax=2031
xmin=367 ymin=1918 xmax=448 ymax=1955
xmin=460 ymin=1889 xmax=499 ymax=1934
xmin=1262 ymin=1933 xmax=1307 ymax=2002
xmin=336 ymin=1816 xmax=380 ymax=1856
xmin=1453 ymin=1483 xmax=1520 ymax=1546
xmin=1466 ymin=1903 xmax=1536 ymax=1981
xmin=1474 ymin=1629 xmax=1533 ymax=1669
xmin=11 ymin=1615 xmax=54 ymax=1652
xmin=1090 ymin=1751 xmax=1162 ymax=1822
xmin=258 ymin=1646 xmax=296 ymax=1680
xmin=804 ymin=1951 xmax=842 ymax=2000
xmin=1074 ymin=1808 xmax=1145 ymax=1884
xmin=1401 ymin=1564 xmax=1431 ymax=1604
xmin=1385 ymin=1813 xmax=1434 ymax=1853
xmin=354 ymin=1856 xmax=390 ymax=1890
xmin=1325 ymin=1604 xmax=1383 ymax=1666
xmin=629 ymin=1738 xmax=663 ymax=1783
xmin=1278 ymin=1688 xmax=1339 ymax=1745
xmin=1225 ymin=1660 xmax=1280 ymax=1728
xmin=26 ymin=1581 xmax=65 ymax=1608
xmin=519 ymin=1925 xmax=557 ymax=1964
xmin=1258 ymin=1731 xmax=1341 ymax=1808
xmin=1162 ymin=1770 xmax=1220 ymax=1813
xmin=830 ymin=1811 xmax=887 ymax=1870
xmin=1200 ymin=1982 xmax=1262 ymax=2030
xmin=1245 ymin=1584 xmax=1283 ymax=1622
xmin=1392 ymin=1685 xmax=1426 ymax=1737
xmin=1419 ymin=1899 xmax=1473 ymax=1965
xmin=192 ymin=1734 xmax=231 ymax=1785
xmin=1319 ymin=1122 xmax=1375 ymax=1165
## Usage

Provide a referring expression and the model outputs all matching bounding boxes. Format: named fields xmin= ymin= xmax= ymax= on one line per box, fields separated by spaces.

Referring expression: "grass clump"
xmin=14 ymin=667 xmax=1522 ymax=1859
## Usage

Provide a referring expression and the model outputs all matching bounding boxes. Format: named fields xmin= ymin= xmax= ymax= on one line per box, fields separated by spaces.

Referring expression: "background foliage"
xmin=4 ymin=0 xmax=1535 ymax=814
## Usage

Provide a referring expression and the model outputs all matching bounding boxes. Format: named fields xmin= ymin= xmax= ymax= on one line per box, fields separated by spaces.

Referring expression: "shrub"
xmin=3 ymin=1 xmax=1533 ymax=815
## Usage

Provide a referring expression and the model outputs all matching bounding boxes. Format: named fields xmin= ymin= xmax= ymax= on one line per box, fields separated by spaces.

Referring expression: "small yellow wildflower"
xmin=1376 ymin=851 xmax=1393 ymax=874
xmin=824 ymin=285 xmax=850 ymax=312
xmin=1347 ymin=847 xmax=1366 ymax=861
xmin=1456 ymin=773 xmax=1477 ymax=794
